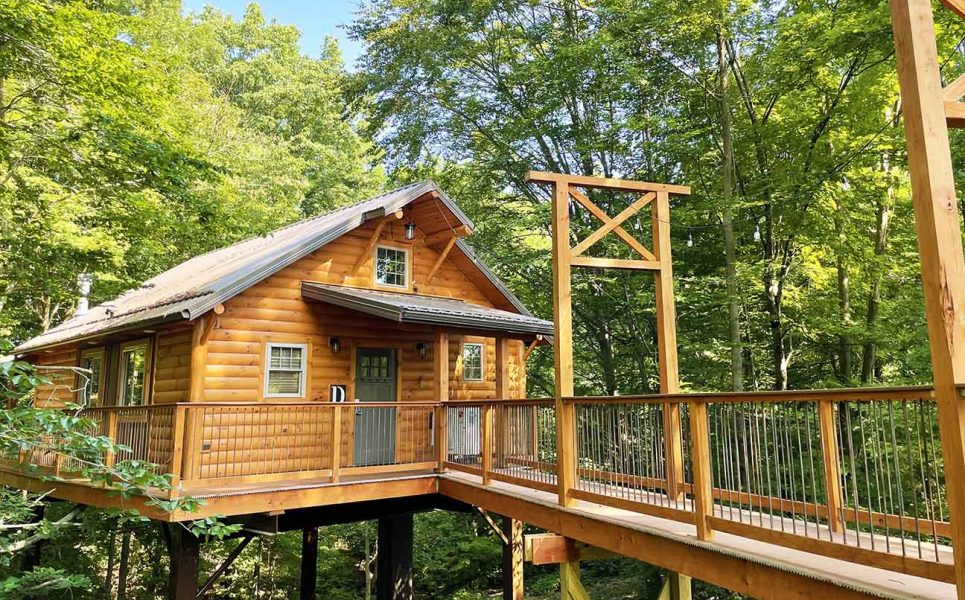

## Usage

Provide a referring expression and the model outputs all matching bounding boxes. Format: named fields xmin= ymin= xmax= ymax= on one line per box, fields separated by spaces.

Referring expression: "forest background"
xmin=1 ymin=0 xmax=963 ymax=597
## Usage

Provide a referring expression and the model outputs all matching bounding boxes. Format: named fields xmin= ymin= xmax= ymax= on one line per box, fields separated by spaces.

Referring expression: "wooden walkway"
xmin=441 ymin=470 xmax=957 ymax=600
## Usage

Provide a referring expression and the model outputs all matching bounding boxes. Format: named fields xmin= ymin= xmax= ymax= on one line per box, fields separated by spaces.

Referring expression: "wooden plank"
xmin=439 ymin=475 xmax=931 ymax=600
xmin=568 ymin=488 xmax=695 ymax=525
xmin=942 ymin=73 xmax=965 ymax=102
xmin=944 ymin=101 xmax=965 ymax=127
xmin=331 ymin=405 xmax=342 ymax=483
xmin=481 ymin=403 xmax=494 ymax=485
xmin=569 ymin=192 xmax=655 ymax=258
xmin=708 ymin=516 xmax=955 ymax=583
xmin=938 ymin=0 xmax=965 ymax=18
xmin=560 ymin=558 xmax=590 ymax=600
xmin=523 ymin=534 xmax=618 ymax=565
xmin=689 ymin=401 xmax=713 ymax=540
xmin=551 ymin=182 xmax=577 ymax=507
xmin=568 ymin=188 xmax=656 ymax=260
xmin=890 ymin=0 xmax=965 ymax=597
xmin=434 ymin=332 xmax=449 ymax=472
xmin=569 ymin=256 xmax=661 ymax=270
xmin=527 ymin=171 xmax=691 ymax=195
xmin=818 ymin=400 xmax=844 ymax=533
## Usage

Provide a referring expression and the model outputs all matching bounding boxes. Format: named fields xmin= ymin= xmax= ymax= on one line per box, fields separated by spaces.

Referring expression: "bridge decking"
xmin=441 ymin=470 xmax=956 ymax=600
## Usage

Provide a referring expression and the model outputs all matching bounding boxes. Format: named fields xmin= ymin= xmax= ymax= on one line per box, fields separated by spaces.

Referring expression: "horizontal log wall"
xmin=33 ymin=346 xmax=78 ymax=408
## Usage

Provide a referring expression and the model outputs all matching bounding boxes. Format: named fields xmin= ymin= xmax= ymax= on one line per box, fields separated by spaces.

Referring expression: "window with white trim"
xmin=462 ymin=342 xmax=484 ymax=381
xmin=375 ymin=245 xmax=408 ymax=288
xmin=264 ymin=343 xmax=307 ymax=397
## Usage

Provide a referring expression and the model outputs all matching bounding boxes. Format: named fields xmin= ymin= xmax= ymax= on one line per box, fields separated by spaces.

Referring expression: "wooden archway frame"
xmin=526 ymin=171 xmax=691 ymax=508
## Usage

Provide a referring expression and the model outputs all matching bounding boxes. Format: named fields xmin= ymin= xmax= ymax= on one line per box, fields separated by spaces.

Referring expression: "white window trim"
xmin=264 ymin=343 xmax=308 ymax=398
xmin=374 ymin=244 xmax=410 ymax=289
xmin=462 ymin=342 xmax=485 ymax=382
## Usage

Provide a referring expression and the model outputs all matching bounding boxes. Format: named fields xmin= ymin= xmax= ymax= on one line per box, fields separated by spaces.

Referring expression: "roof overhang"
xmin=301 ymin=282 xmax=554 ymax=339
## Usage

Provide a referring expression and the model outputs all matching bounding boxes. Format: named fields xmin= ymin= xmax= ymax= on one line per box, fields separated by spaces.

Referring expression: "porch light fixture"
xmin=416 ymin=342 xmax=427 ymax=359
xmin=404 ymin=221 xmax=417 ymax=240
xmin=329 ymin=336 xmax=341 ymax=354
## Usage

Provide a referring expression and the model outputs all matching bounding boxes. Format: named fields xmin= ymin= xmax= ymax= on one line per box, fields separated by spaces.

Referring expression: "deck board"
xmin=441 ymin=470 xmax=957 ymax=600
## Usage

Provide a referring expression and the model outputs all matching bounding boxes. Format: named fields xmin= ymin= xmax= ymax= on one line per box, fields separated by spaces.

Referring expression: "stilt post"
xmin=501 ymin=517 xmax=524 ymax=600
xmin=168 ymin=525 xmax=200 ymax=600
xmin=376 ymin=514 xmax=413 ymax=600
xmin=300 ymin=526 xmax=319 ymax=600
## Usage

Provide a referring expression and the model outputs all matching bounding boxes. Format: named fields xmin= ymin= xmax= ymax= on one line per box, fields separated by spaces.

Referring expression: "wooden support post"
xmin=434 ymin=331 xmax=449 ymax=471
xmin=169 ymin=406 xmax=186 ymax=489
xmin=658 ymin=572 xmax=693 ymax=600
xmin=818 ymin=400 xmax=844 ymax=533
xmin=376 ymin=514 xmax=413 ymax=600
xmin=331 ymin=404 xmax=343 ymax=482
xmin=502 ymin=517 xmax=524 ymax=600
xmin=182 ymin=316 xmax=209 ymax=481
xmin=481 ymin=402 xmax=494 ymax=484
xmin=495 ymin=337 xmax=510 ymax=468
xmin=300 ymin=527 xmax=318 ymax=600
xmin=559 ymin=559 xmax=590 ymax=600
xmin=890 ymin=0 xmax=965 ymax=596
xmin=688 ymin=401 xmax=713 ymax=541
xmin=105 ymin=410 xmax=118 ymax=469
xmin=552 ymin=182 xmax=577 ymax=507
xmin=652 ymin=191 xmax=684 ymax=500
xmin=168 ymin=525 xmax=200 ymax=600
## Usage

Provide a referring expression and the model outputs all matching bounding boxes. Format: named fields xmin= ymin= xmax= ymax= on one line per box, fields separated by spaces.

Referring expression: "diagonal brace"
xmin=569 ymin=189 xmax=656 ymax=260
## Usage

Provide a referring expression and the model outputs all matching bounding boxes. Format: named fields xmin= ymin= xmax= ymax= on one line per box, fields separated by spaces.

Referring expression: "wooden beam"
xmin=168 ymin=525 xmax=199 ymax=600
xmin=658 ymin=573 xmax=693 ymax=600
xmin=424 ymin=235 xmax=457 ymax=287
xmin=522 ymin=339 xmax=539 ymax=362
xmin=943 ymin=73 xmax=965 ymax=102
xmin=570 ymin=256 xmax=660 ymax=270
xmin=353 ymin=219 xmax=389 ymax=272
xmin=423 ymin=225 xmax=471 ymax=247
xmin=945 ymin=101 xmax=965 ymax=127
xmin=527 ymin=170 xmax=691 ymax=195
xmin=300 ymin=527 xmax=318 ymax=600
xmin=376 ymin=515 xmax=414 ymax=600
xmin=569 ymin=188 xmax=656 ymax=260
xmin=502 ymin=517 xmax=524 ymax=600
xmin=550 ymin=180 xmax=577 ymax=507
xmin=569 ymin=191 xmax=656 ymax=258
xmin=560 ymin=559 xmax=590 ymax=600
xmin=434 ymin=331 xmax=449 ymax=471
xmin=939 ymin=0 xmax=965 ymax=18
xmin=818 ymin=400 xmax=844 ymax=533
xmin=890 ymin=0 xmax=965 ymax=597
xmin=524 ymin=534 xmax=617 ymax=565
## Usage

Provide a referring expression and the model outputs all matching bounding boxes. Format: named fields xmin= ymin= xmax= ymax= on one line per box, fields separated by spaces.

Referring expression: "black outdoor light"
xmin=329 ymin=336 xmax=341 ymax=353
xmin=404 ymin=221 xmax=417 ymax=240
xmin=416 ymin=342 xmax=427 ymax=359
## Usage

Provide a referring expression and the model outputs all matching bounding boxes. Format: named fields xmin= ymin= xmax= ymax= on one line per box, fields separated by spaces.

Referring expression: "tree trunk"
xmin=835 ymin=197 xmax=852 ymax=384
xmin=718 ymin=30 xmax=743 ymax=392
xmin=861 ymin=187 xmax=893 ymax=383
xmin=105 ymin=528 xmax=117 ymax=596
xmin=117 ymin=530 xmax=132 ymax=600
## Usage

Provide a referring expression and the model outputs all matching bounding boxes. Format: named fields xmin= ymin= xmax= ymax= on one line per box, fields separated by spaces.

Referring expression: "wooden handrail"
xmin=562 ymin=385 xmax=935 ymax=405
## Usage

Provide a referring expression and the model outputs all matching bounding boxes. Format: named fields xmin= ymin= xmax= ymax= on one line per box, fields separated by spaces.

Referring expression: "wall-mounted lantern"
xmin=416 ymin=342 xmax=427 ymax=359
xmin=404 ymin=221 xmax=417 ymax=240
xmin=329 ymin=336 xmax=341 ymax=354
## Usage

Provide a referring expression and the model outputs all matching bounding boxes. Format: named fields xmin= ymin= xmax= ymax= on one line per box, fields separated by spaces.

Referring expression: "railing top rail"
xmin=77 ymin=401 xmax=443 ymax=410
xmin=443 ymin=398 xmax=555 ymax=406
xmin=562 ymin=385 xmax=936 ymax=405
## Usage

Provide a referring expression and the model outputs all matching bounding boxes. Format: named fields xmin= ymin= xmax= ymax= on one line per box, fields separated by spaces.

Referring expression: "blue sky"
xmin=181 ymin=0 xmax=365 ymax=66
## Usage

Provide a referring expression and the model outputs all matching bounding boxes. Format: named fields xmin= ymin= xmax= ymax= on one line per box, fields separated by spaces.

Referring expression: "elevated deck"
xmin=3 ymin=386 xmax=957 ymax=599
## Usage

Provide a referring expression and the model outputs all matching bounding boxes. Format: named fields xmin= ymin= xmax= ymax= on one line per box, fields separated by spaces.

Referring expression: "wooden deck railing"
xmin=446 ymin=385 xmax=955 ymax=583
xmin=12 ymin=387 xmax=955 ymax=582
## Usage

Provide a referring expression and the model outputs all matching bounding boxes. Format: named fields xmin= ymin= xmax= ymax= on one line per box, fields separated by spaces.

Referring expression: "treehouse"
xmin=6 ymin=0 xmax=965 ymax=597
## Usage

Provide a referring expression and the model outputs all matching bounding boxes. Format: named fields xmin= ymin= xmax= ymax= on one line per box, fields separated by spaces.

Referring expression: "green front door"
xmin=354 ymin=348 xmax=397 ymax=466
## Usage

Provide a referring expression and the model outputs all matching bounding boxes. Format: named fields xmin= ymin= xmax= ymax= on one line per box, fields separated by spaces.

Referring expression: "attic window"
xmin=375 ymin=245 xmax=408 ymax=288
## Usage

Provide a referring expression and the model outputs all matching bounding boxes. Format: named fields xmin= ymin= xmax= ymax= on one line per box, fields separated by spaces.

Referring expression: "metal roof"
xmin=16 ymin=181 xmax=538 ymax=353
xmin=301 ymin=283 xmax=554 ymax=337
